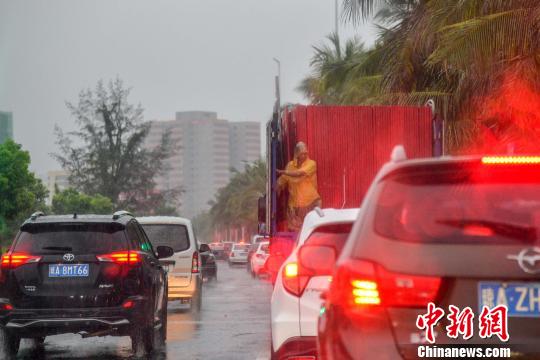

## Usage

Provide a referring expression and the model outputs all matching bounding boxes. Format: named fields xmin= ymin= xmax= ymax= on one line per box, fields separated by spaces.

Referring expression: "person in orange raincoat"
xmin=277 ymin=142 xmax=321 ymax=231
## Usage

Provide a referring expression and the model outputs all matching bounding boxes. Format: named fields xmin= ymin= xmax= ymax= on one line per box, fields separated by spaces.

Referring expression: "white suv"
xmin=270 ymin=208 xmax=359 ymax=360
xmin=138 ymin=216 xmax=203 ymax=313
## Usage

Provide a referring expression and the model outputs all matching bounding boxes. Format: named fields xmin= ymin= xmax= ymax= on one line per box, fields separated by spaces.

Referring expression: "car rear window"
xmin=305 ymin=223 xmax=353 ymax=254
xmin=15 ymin=223 xmax=127 ymax=255
xmin=141 ymin=224 xmax=190 ymax=252
xmin=260 ymin=244 xmax=269 ymax=253
xmin=233 ymin=244 xmax=250 ymax=251
xmin=373 ymin=165 xmax=540 ymax=244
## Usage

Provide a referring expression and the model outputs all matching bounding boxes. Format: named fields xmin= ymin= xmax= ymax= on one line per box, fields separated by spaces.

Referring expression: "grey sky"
xmin=0 ymin=0 xmax=375 ymax=177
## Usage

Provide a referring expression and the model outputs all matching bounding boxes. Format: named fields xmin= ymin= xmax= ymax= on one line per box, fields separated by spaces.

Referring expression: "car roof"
xmin=302 ymin=208 xmax=360 ymax=229
xmin=22 ymin=214 xmax=133 ymax=227
xmin=137 ymin=216 xmax=192 ymax=226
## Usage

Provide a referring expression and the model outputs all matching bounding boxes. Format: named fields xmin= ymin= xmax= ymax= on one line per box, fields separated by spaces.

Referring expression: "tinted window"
xmin=373 ymin=166 xmax=540 ymax=244
xmin=305 ymin=223 xmax=352 ymax=254
xmin=15 ymin=223 xmax=127 ymax=255
xmin=141 ymin=224 xmax=190 ymax=252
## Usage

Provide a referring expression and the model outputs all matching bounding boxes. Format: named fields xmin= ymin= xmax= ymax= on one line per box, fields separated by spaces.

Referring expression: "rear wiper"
xmin=438 ymin=219 xmax=536 ymax=242
xmin=42 ymin=246 xmax=73 ymax=251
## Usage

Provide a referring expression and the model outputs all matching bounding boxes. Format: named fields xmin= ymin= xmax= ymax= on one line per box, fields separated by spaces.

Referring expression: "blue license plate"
xmin=48 ymin=264 xmax=90 ymax=278
xmin=478 ymin=282 xmax=540 ymax=318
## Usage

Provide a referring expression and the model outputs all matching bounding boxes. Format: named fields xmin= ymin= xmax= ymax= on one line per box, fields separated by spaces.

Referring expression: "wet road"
xmin=16 ymin=261 xmax=273 ymax=359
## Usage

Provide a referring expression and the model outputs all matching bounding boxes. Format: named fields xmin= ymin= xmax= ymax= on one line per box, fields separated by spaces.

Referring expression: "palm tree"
xmin=311 ymin=0 xmax=540 ymax=153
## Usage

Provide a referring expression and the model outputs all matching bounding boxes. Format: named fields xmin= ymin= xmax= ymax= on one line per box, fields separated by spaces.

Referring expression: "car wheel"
xmin=27 ymin=337 xmax=45 ymax=349
xmin=149 ymin=299 xmax=167 ymax=352
xmin=131 ymin=325 xmax=148 ymax=358
xmin=190 ymin=286 xmax=202 ymax=314
xmin=0 ymin=326 xmax=19 ymax=359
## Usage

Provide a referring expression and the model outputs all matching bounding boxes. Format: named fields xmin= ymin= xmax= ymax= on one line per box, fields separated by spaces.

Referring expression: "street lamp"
xmin=272 ymin=58 xmax=281 ymax=108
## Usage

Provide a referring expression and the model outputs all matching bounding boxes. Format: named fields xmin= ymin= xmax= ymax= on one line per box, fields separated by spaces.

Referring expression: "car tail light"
xmin=1 ymin=253 xmax=42 ymax=269
xmin=328 ymin=260 xmax=441 ymax=314
xmin=191 ymin=252 xmax=200 ymax=273
xmin=122 ymin=300 xmax=134 ymax=309
xmin=0 ymin=303 xmax=13 ymax=311
xmin=282 ymin=262 xmax=310 ymax=297
xmin=97 ymin=251 xmax=141 ymax=266
xmin=482 ymin=156 xmax=540 ymax=165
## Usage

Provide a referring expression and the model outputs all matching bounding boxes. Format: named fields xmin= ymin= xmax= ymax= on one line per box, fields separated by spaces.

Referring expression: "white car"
xmin=270 ymin=208 xmax=359 ymax=360
xmin=138 ymin=216 xmax=203 ymax=313
xmin=228 ymin=243 xmax=250 ymax=265
xmin=250 ymin=241 xmax=269 ymax=277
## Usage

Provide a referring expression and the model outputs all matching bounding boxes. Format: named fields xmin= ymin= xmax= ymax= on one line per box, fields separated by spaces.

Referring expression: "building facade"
xmin=147 ymin=111 xmax=261 ymax=218
xmin=228 ymin=121 xmax=261 ymax=171
xmin=46 ymin=170 xmax=71 ymax=205
xmin=0 ymin=111 xmax=13 ymax=144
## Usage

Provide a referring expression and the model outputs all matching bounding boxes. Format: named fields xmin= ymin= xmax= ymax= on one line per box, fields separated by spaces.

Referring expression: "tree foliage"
xmin=200 ymin=160 xmax=266 ymax=239
xmin=54 ymin=78 xmax=179 ymax=213
xmin=301 ymin=0 xmax=540 ymax=153
xmin=51 ymin=188 xmax=114 ymax=215
xmin=0 ymin=140 xmax=48 ymax=243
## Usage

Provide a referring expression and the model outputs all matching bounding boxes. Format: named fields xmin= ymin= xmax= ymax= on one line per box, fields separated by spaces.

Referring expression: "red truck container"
xmin=261 ymin=104 xmax=437 ymax=282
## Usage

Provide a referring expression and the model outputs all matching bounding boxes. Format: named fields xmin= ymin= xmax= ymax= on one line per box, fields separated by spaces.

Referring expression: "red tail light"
xmin=97 ymin=251 xmax=141 ymax=266
xmin=282 ymin=262 xmax=311 ymax=297
xmin=329 ymin=260 xmax=441 ymax=314
xmin=191 ymin=252 xmax=200 ymax=273
xmin=1 ymin=253 xmax=42 ymax=269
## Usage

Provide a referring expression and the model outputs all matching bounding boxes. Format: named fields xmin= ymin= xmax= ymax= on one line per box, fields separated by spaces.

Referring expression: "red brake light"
xmin=482 ymin=156 xmax=540 ymax=165
xmin=328 ymin=260 xmax=441 ymax=314
xmin=122 ymin=300 xmax=134 ymax=309
xmin=282 ymin=262 xmax=310 ymax=297
xmin=1 ymin=253 xmax=42 ymax=269
xmin=97 ymin=251 xmax=141 ymax=266
xmin=192 ymin=252 xmax=200 ymax=273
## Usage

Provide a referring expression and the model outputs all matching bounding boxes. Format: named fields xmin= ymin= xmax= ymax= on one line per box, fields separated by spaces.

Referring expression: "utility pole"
xmin=272 ymin=58 xmax=281 ymax=110
xmin=335 ymin=0 xmax=339 ymax=36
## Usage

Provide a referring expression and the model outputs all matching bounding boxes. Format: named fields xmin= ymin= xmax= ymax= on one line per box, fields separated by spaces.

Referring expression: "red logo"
xmin=479 ymin=305 xmax=509 ymax=342
xmin=416 ymin=303 xmax=445 ymax=344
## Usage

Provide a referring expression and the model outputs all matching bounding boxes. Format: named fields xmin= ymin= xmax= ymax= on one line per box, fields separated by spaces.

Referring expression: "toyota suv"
xmin=319 ymin=153 xmax=540 ymax=359
xmin=0 ymin=211 xmax=172 ymax=359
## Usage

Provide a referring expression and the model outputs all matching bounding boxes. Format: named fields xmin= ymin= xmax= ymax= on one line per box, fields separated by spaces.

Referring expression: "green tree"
xmin=53 ymin=78 xmax=179 ymax=213
xmin=0 ymin=140 xmax=48 ymax=244
xmin=305 ymin=0 xmax=540 ymax=153
xmin=208 ymin=160 xmax=266 ymax=238
xmin=51 ymin=188 xmax=114 ymax=215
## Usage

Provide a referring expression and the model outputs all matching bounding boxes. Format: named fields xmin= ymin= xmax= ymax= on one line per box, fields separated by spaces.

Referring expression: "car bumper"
xmin=168 ymin=273 xmax=201 ymax=301
xmin=0 ymin=297 xmax=148 ymax=337
xmin=274 ymin=336 xmax=317 ymax=360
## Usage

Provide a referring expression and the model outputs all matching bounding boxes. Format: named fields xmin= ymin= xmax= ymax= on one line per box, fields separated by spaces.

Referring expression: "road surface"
xmin=16 ymin=260 xmax=273 ymax=359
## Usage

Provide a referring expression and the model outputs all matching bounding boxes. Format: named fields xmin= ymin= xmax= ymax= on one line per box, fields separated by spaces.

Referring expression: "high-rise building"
xmin=46 ymin=170 xmax=71 ymax=205
xmin=176 ymin=111 xmax=231 ymax=218
xmin=0 ymin=111 xmax=13 ymax=144
xmin=228 ymin=121 xmax=261 ymax=171
xmin=146 ymin=112 xmax=261 ymax=218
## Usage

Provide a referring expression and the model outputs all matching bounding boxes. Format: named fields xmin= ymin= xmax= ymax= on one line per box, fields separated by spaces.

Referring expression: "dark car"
xmin=199 ymin=243 xmax=218 ymax=282
xmin=319 ymin=154 xmax=540 ymax=359
xmin=0 ymin=211 xmax=173 ymax=359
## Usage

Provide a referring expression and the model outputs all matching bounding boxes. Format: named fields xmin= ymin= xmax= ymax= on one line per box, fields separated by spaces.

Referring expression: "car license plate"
xmin=478 ymin=282 xmax=540 ymax=317
xmin=49 ymin=264 xmax=90 ymax=278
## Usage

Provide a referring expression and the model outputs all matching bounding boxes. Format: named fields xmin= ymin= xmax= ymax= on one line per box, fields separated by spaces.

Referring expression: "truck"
xmin=259 ymin=103 xmax=442 ymax=281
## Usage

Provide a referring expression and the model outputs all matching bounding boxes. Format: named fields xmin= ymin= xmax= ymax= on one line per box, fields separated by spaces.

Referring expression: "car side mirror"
xmin=156 ymin=246 xmax=174 ymax=259
xmin=298 ymin=245 xmax=337 ymax=275
xmin=199 ymin=243 xmax=211 ymax=253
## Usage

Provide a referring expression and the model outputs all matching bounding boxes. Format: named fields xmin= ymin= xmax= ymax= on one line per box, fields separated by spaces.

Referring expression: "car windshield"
xmin=141 ymin=224 xmax=190 ymax=252
xmin=15 ymin=223 xmax=127 ymax=255
xmin=373 ymin=166 xmax=540 ymax=244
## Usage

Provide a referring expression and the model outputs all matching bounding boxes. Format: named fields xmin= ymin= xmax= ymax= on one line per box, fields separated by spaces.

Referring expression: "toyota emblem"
xmin=62 ymin=253 xmax=75 ymax=262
